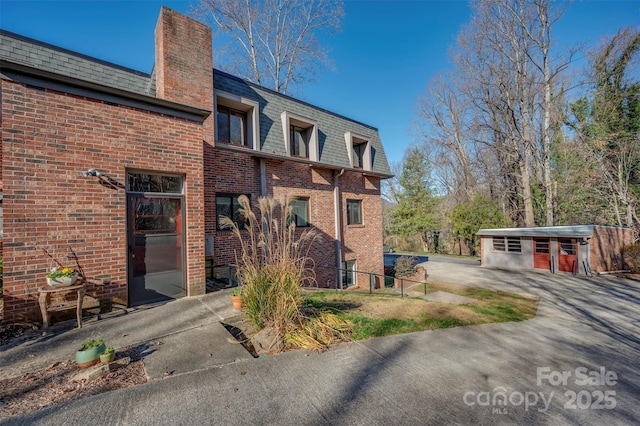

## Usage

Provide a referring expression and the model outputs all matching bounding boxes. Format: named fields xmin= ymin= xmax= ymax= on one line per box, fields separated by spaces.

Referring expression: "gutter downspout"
xmin=259 ymin=158 xmax=267 ymax=197
xmin=334 ymin=169 xmax=345 ymax=289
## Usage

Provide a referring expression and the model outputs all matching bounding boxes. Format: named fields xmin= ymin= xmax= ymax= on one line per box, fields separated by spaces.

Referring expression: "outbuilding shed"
xmin=477 ymin=225 xmax=634 ymax=274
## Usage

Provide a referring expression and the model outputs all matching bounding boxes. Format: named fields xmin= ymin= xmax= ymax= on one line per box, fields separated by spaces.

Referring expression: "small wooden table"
xmin=38 ymin=283 xmax=86 ymax=330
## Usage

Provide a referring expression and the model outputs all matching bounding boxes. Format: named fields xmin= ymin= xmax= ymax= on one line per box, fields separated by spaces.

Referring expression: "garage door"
xmin=534 ymin=238 xmax=550 ymax=270
xmin=558 ymin=239 xmax=577 ymax=273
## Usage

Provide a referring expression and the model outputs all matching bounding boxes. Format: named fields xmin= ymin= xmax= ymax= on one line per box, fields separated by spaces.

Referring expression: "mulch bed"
xmin=0 ymin=345 xmax=147 ymax=419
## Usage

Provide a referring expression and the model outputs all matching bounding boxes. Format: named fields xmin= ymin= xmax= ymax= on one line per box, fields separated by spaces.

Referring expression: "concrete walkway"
xmin=0 ymin=288 xmax=252 ymax=382
xmin=2 ymin=260 xmax=640 ymax=425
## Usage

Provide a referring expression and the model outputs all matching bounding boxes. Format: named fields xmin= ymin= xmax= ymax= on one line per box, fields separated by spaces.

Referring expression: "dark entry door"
xmin=127 ymin=173 xmax=185 ymax=305
xmin=533 ymin=238 xmax=550 ymax=270
xmin=558 ymin=238 xmax=578 ymax=273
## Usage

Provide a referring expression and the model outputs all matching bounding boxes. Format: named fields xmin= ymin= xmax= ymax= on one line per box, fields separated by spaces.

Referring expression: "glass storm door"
xmin=127 ymin=173 xmax=185 ymax=306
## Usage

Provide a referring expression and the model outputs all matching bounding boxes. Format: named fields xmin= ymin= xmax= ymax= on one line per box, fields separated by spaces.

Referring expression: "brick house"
xmin=477 ymin=225 xmax=634 ymax=274
xmin=0 ymin=7 xmax=392 ymax=324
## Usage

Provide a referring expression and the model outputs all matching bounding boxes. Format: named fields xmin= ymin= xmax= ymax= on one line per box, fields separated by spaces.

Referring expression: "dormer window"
xmin=215 ymin=90 xmax=259 ymax=149
xmin=344 ymin=132 xmax=372 ymax=171
xmin=281 ymin=111 xmax=318 ymax=161
xmin=217 ymin=106 xmax=246 ymax=146
xmin=290 ymin=125 xmax=309 ymax=158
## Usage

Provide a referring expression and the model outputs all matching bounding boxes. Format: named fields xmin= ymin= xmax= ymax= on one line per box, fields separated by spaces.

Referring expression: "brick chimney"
xmin=155 ymin=6 xmax=214 ymax=141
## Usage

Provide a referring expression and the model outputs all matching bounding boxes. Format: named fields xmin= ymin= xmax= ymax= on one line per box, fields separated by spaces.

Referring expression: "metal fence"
xmin=314 ymin=265 xmax=430 ymax=298
xmin=206 ymin=262 xmax=430 ymax=298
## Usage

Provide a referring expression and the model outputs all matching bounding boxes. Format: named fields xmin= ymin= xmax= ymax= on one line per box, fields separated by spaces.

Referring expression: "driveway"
xmin=4 ymin=261 xmax=639 ymax=425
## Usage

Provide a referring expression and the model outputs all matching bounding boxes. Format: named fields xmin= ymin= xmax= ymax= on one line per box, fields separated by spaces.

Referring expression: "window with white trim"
xmin=492 ymin=236 xmax=521 ymax=253
xmin=281 ymin=111 xmax=318 ymax=161
xmin=344 ymin=132 xmax=372 ymax=171
xmin=215 ymin=90 xmax=259 ymax=149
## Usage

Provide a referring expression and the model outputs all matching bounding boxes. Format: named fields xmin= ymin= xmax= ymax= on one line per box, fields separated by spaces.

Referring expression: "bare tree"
xmin=437 ymin=0 xmax=571 ymax=227
xmin=193 ymin=0 xmax=344 ymax=94
xmin=416 ymin=72 xmax=475 ymax=202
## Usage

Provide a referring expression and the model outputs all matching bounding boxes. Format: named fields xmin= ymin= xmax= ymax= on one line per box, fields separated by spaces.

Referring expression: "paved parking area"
xmin=5 ymin=259 xmax=640 ymax=425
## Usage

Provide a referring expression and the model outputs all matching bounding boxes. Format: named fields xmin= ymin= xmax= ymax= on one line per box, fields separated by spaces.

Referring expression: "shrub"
xmin=394 ymin=256 xmax=417 ymax=278
xmin=621 ymin=243 xmax=640 ymax=273
xmin=221 ymin=195 xmax=349 ymax=350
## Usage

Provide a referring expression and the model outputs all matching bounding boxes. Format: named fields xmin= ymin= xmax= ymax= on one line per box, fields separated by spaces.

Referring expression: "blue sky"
xmin=1 ymin=1 xmax=638 ymax=166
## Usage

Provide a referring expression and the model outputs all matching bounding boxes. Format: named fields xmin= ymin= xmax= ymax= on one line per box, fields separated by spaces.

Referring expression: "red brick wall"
xmin=204 ymin=150 xmax=386 ymax=289
xmin=590 ymin=226 xmax=635 ymax=272
xmin=340 ymin=172 xmax=384 ymax=289
xmin=205 ymin=148 xmax=260 ymax=266
xmin=268 ymin=161 xmax=338 ymax=288
xmin=1 ymin=80 xmax=205 ymax=323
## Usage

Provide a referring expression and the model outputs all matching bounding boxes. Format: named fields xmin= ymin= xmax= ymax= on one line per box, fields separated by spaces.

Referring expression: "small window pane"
xmin=560 ymin=239 xmax=576 ymax=255
xmin=128 ymin=173 xmax=182 ymax=193
xmin=535 ymin=240 xmax=549 ymax=253
xmin=290 ymin=125 xmax=309 ymax=158
xmin=230 ymin=112 xmax=245 ymax=145
xmin=353 ymin=143 xmax=364 ymax=168
xmin=507 ymin=237 xmax=521 ymax=252
xmin=342 ymin=260 xmax=356 ymax=288
xmin=347 ymin=200 xmax=362 ymax=225
xmin=492 ymin=237 xmax=506 ymax=251
xmin=290 ymin=198 xmax=309 ymax=227
xmin=216 ymin=194 xmax=248 ymax=230
xmin=217 ymin=106 xmax=230 ymax=144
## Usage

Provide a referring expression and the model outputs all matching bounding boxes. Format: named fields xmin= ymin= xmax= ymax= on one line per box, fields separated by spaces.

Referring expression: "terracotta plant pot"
xmin=76 ymin=342 xmax=106 ymax=368
xmin=230 ymin=295 xmax=243 ymax=310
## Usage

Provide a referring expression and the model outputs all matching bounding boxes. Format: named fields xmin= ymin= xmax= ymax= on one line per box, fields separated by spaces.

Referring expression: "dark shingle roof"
xmin=1 ymin=30 xmax=391 ymax=176
xmin=0 ymin=30 xmax=155 ymax=96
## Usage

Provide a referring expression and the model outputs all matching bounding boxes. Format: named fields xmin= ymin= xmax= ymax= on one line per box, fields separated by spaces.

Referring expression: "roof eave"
xmin=0 ymin=59 xmax=211 ymax=118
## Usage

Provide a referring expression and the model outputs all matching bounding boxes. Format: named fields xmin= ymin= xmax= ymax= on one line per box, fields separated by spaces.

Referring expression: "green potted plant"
xmin=230 ymin=287 xmax=243 ymax=310
xmin=100 ymin=345 xmax=116 ymax=364
xmin=47 ymin=267 xmax=78 ymax=288
xmin=76 ymin=338 xmax=106 ymax=368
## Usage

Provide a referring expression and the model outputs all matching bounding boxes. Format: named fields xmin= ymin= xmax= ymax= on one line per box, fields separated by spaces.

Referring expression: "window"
xmin=217 ymin=105 xmax=247 ymax=146
xmin=128 ymin=173 xmax=183 ymax=193
xmin=492 ymin=236 xmax=521 ymax=253
xmin=535 ymin=240 xmax=549 ymax=253
xmin=507 ymin=237 xmax=522 ymax=252
xmin=344 ymin=132 xmax=372 ymax=171
xmin=215 ymin=90 xmax=259 ymax=149
xmin=289 ymin=197 xmax=309 ymax=227
xmin=290 ymin=126 xmax=309 ymax=158
xmin=353 ymin=142 xmax=365 ymax=168
xmin=281 ymin=111 xmax=318 ymax=161
xmin=346 ymin=200 xmax=362 ymax=225
xmin=560 ymin=239 xmax=576 ymax=255
xmin=342 ymin=260 xmax=356 ymax=288
xmin=216 ymin=194 xmax=249 ymax=230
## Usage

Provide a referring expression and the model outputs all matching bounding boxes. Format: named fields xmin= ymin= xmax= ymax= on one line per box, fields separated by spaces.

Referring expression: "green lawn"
xmin=303 ymin=284 xmax=538 ymax=340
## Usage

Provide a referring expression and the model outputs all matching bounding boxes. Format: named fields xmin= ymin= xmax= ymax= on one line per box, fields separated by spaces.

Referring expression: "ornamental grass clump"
xmin=220 ymin=195 xmax=352 ymax=351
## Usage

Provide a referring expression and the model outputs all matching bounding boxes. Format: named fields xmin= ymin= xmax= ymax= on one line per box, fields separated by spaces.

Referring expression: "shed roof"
xmin=477 ymin=225 xmax=598 ymax=237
